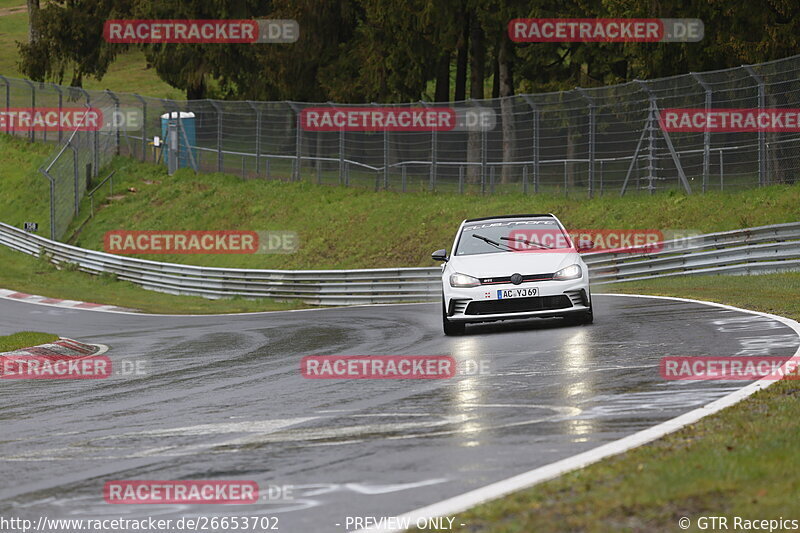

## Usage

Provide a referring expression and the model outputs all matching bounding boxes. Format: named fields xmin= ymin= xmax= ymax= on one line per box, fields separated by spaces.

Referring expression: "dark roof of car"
xmin=464 ymin=214 xmax=555 ymax=223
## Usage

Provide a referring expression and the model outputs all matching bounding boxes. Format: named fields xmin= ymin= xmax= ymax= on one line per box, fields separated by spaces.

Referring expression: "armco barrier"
xmin=0 ymin=222 xmax=798 ymax=305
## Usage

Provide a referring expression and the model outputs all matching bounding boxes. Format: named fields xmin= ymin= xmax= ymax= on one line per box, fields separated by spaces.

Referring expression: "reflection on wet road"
xmin=0 ymin=295 xmax=797 ymax=532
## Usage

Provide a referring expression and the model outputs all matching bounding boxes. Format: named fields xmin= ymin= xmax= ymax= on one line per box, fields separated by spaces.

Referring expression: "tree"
xmin=18 ymin=0 xmax=128 ymax=87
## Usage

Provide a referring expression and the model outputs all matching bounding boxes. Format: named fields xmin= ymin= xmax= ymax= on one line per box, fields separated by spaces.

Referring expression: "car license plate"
xmin=496 ymin=287 xmax=538 ymax=299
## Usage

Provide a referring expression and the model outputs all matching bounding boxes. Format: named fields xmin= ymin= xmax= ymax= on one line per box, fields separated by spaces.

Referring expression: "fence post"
xmin=743 ymin=64 xmax=767 ymax=187
xmin=23 ymin=78 xmax=35 ymax=142
xmin=327 ymin=102 xmax=345 ymax=185
xmin=420 ymin=101 xmax=436 ymax=191
xmin=635 ymin=81 xmax=657 ymax=194
xmin=247 ymin=101 xmax=261 ymax=176
xmin=690 ymin=72 xmax=712 ymax=193
xmin=70 ymin=143 xmax=79 ymax=215
xmin=468 ymin=100 xmax=487 ymax=194
xmin=522 ymin=165 xmax=528 ymax=194
xmin=105 ymin=89 xmax=121 ymax=156
xmin=132 ymin=94 xmax=147 ymax=162
xmin=287 ymin=101 xmax=303 ymax=181
xmin=576 ymin=88 xmax=595 ymax=199
xmin=40 ymin=167 xmax=56 ymax=240
xmin=55 ymin=84 xmax=63 ymax=143
xmin=209 ymin=101 xmax=223 ymax=172
xmin=78 ymin=88 xmax=98 ymax=178
xmin=0 ymin=76 xmax=9 ymax=135
xmin=521 ymin=95 xmax=539 ymax=194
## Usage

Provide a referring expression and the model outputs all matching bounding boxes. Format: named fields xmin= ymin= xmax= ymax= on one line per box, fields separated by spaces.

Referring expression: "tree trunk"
xmin=27 ymin=0 xmax=39 ymax=43
xmin=498 ymin=37 xmax=514 ymax=184
xmin=491 ymin=51 xmax=500 ymax=99
xmin=434 ymin=51 xmax=451 ymax=103
xmin=70 ymin=72 xmax=82 ymax=88
xmin=467 ymin=13 xmax=485 ymax=184
xmin=186 ymin=77 xmax=207 ymax=100
xmin=454 ymin=7 xmax=468 ymax=102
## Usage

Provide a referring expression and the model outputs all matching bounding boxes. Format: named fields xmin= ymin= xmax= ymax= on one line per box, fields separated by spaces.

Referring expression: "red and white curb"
xmin=0 ymin=289 xmax=134 ymax=313
xmin=0 ymin=337 xmax=109 ymax=357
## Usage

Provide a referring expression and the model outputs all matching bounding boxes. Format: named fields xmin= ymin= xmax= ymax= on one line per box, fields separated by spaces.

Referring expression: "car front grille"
xmin=478 ymin=273 xmax=555 ymax=285
xmin=465 ymin=295 xmax=573 ymax=315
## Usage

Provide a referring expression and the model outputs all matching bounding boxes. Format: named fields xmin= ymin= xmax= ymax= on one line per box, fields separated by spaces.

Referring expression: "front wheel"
xmin=565 ymin=306 xmax=593 ymax=325
xmin=442 ymin=298 xmax=465 ymax=335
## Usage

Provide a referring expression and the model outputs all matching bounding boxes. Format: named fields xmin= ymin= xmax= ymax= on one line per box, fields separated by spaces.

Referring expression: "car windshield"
xmin=454 ymin=217 xmax=573 ymax=256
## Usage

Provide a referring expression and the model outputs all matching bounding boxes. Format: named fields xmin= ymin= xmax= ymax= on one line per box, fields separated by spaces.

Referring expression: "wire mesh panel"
xmin=4 ymin=55 xmax=800 ymax=240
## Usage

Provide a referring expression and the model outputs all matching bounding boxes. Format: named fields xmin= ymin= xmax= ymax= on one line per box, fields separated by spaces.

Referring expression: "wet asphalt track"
xmin=0 ymin=294 xmax=798 ymax=533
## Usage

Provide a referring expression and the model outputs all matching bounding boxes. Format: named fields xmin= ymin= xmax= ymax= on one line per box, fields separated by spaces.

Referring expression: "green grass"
xmin=0 ymin=0 xmax=25 ymax=9
xmin=59 ymin=154 xmax=800 ymax=270
xmin=433 ymin=273 xmax=800 ymax=533
xmin=0 ymin=330 xmax=58 ymax=352
xmin=0 ymin=244 xmax=308 ymax=314
xmin=0 ymin=134 xmax=53 ymax=229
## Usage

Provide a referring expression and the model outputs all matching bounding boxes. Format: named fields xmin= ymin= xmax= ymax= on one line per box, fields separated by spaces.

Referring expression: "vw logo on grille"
xmin=510 ymin=273 xmax=523 ymax=285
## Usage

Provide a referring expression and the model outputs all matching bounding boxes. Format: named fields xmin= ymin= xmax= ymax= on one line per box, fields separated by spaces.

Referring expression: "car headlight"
xmin=449 ymin=272 xmax=480 ymax=288
xmin=554 ymin=264 xmax=582 ymax=280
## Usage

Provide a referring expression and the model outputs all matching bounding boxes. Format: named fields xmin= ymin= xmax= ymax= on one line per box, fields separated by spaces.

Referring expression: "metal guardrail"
xmin=0 ymin=222 xmax=798 ymax=306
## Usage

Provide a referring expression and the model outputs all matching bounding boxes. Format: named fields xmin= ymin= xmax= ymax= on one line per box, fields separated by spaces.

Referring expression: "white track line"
xmin=355 ymin=293 xmax=800 ymax=532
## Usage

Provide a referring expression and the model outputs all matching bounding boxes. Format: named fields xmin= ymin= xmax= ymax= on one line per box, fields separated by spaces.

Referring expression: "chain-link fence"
xmin=3 ymin=54 xmax=800 ymax=240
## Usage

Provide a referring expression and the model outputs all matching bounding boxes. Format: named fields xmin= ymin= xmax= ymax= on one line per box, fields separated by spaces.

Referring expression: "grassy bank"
xmin=435 ymin=273 xmax=800 ymax=533
xmin=60 ymin=149 xmax=800 ymax=270
xmin=0 ymin=331 xmax=59 ymax=352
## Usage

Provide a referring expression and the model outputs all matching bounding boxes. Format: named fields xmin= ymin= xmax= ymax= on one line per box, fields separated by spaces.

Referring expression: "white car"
xmin=432 ymin=214 xmax=593 ymax=335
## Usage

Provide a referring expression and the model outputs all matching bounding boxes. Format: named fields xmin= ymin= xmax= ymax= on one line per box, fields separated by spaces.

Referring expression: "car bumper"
xmin=444 ymin=278 xmax=590 ymax=323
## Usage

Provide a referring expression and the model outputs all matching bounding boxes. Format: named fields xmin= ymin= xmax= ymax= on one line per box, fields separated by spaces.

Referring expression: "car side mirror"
xmin=431 ymin=249 xmax=448 ymax=262
xmin=576 ymin=240 xmax=594 ymax=252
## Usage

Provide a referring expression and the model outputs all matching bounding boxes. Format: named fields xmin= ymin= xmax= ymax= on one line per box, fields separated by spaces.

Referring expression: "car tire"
xmin=442 ymin=298 xmax=465 ymax=336
xmin=565 ymin=306 xmax=593 ymax=325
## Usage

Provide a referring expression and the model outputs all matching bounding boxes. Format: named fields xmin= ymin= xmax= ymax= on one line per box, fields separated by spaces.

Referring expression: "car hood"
xmin=447 ymin=251 xmax=579 ymax=277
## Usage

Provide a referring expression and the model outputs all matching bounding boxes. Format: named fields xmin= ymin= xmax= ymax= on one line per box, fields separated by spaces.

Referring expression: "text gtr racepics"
xmin=432 ymin=214 xmax=593 ymax=335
